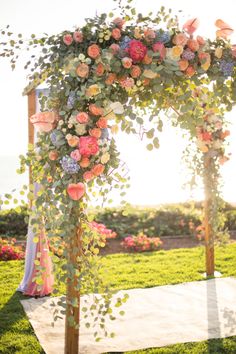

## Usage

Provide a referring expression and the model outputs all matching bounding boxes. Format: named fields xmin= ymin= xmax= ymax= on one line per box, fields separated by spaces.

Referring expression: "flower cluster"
xmin=0 ymin=238 xmax=25 ymax=261
xmin=121 ymin=233 xmax=162 ymax=252
xmin=89 ymin=221 xmax=117 ymax=239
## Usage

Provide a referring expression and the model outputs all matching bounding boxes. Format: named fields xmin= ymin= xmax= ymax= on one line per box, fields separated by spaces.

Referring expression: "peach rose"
xmin=86 ymin=84 xmax=101 ymax=97
xmin=76 ymin=112 xmax=89 ymax=124
xmin=79 ymin=157 xmax=90 ymax=168
xmin=119 ymin=77 xmax=135 ymax=88
xmin=89 ymin=128 xmax=102 ymax=138
xmin=131 ymin=65 xmax=141 ymax=78
xmin=87 ymin=44 xmax=100 ymax=59
xmin=30 ymin=111 xmax=59 ymax=132
xmin=185 ymin=65 xmax=195 ymax=77
xmin=96 ymin=117 xmax=108 ymax=129
xmin=49 ymin=150 xmax=58 ymax=161
xmin=91 ymin=164 xmax=105 ymax=176
xmin=76 ymin=63 xmax=89 ymax=78
xmin=66 ymin=135 xmax=80 ymax=147
xmin=112 ymin=28 xmax=121 ymax=40
xmin=70 ymin=149 xmax=81 ymax=161
xmin=178 ymin=59 xmax=189 ymax=71
xmin=187 ymin=39 xmax=199 ymax=52
xmin=63 ymin=34 xmax=73 ymax=46
xmin=73 ymin=31 xmax=83 ymax=43
xmin=96 ymin=63 xmax=105 ymax=76
xmin=122 ymin=57 xmax=133 ymax=69
xmin=89 ymin=104 xmax=104 ymax=116
xmin=144 ymin=28 xmax=156 ymax=42
xmin=83 ymin=171 xmax=94 ymax=182
xmin=67 ymin=183 xmax=85 ymax=200
xmin=109 ymin=43 xmax=120 ymax=54
xmin=142 ymin=54 xmax=152 ymax=64
xmin=172 ymin=33 xmax=188 ymax=46
xmin=105 ymin=73 xmax=116 ymax=85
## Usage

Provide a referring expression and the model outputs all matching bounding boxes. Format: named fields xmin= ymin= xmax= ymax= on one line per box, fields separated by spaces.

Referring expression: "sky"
xmin=1 ymin=0 xmax=236 ymax=206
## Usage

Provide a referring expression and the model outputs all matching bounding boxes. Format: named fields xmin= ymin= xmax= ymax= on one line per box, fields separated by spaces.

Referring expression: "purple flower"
xmin=156 ymin=30 xmax=170 ymax=44
xmin=182 ymin=49 xmax=195 ymax=61
xmin=220 ymin=60 xmax=234 ymax=77
xmin=60 ymin=156 xmax=80 ymax=174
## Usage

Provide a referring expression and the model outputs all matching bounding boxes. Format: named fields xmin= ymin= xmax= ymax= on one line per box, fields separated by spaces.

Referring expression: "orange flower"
xmin=91 ymin=164 xmax=105 ymax=176
xmin=76 ymin=112 xmax=89 ymax=124
xmin=187 ymin=39 xmax=199 ymax=52
xmin=172 ymin=33 xmax=188 ymax=46
xmin=89 ymin=128 xmax=102 ymax=138
xmin=49 ymin=150 xmax=58 ymax=161
xmin=142 ymin=54 xmax=152 ymax=64
xmin=83 ymin=171 xmax=94 ymax=182
xmin=112 ymin=28 xmax=121 ymax=40
xmin=178 ymin=59 xmax=189 ymax=71
xmin=122 ymin=57 xmax=133 ymax=68
xmin=183 ymin=18 xmax=200 ymax=35
xmin=185 ymin=65 xmax=195 ymax=77
xmin=89 ymin=104 xmax=104 ymax=116
xmin=96 ymin=117 xmax=108 ymax=129
xmin=67 ymin=183 xmax=85 ymax=200
xmin=79 ymin=157 xmax=90 ymax=168
xmin=96 ymin=63 xmax=105 ymax=76
xmin=87 ymin=44 xmax=100 ymax=59
xmin=131 ymin=65 xmax=141 ymax=78
xmin=143 ymin=78 xmax=150 ymax=86
xmin=105 ymin=73 xmax=116 ymax=85
xmin=76 ymin=63 xmax=89 ymax=78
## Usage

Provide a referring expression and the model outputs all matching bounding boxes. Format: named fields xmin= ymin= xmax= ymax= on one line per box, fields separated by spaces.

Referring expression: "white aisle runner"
xmin=20 ymin=277 xmax=236 ymax=354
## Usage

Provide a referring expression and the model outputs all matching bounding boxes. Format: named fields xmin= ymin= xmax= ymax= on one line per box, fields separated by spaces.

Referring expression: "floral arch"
xmin=1 ymin=1 xmax=236 ymax=352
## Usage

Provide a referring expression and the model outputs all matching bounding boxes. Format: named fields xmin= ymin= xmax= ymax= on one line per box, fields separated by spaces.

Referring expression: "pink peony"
xmin=79 ymin=136 xmax=99 ymax=157
xmin=63 ymin=34 xmax=73 ymax=46
xmin=127 ymin=40 xmax=147 ymax=63
xmin=73 ymin=31 xmax=83 ymax=43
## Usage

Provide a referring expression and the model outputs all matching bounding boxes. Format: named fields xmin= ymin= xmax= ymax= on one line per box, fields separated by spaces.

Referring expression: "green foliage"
xmin=0 ymin=207 xmax=28 ymax=238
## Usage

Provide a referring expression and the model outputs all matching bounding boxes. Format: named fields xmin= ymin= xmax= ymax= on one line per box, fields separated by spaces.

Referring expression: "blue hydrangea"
xmin=67 ymin=91 xmax=76 ymax=108
xmin=120 ymin=36 xmax=132 ymax=50
xmin=101 ymin=128 xmax=109 ymax=140
xmin=60 ymin=156 xmax=80 ymax=174
xmin=220 ymin=60 xmax=234 ymax=77
xmin=50 ymin=130 xmax=66 ymax=148
xmin=182 ymin=49 xmax=195 ymax=61
xmin=156 ymin=30 xmax=171 ymax=44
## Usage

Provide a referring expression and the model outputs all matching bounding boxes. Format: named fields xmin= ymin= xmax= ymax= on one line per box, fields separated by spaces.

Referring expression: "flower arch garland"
xmin=1 ymin=1 xmax=236 ymax=352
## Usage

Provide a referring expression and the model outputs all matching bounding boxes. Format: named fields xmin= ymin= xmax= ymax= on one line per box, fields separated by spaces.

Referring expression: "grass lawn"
xmin=0 ymin=244 xmax=236 ymax=353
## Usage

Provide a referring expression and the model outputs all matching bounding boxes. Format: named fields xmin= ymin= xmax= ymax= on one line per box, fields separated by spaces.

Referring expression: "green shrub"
xmin=0 ymin=207 xmax=28 ymax=238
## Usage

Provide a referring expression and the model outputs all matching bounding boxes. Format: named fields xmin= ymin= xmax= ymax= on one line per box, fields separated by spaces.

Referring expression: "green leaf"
xmin=147 ymin=143 xmax=153 ymax=151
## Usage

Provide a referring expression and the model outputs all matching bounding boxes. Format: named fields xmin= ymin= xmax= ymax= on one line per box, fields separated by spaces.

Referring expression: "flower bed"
xmin=0 ymin=238 xmax=25 ymax=261
xmin=121 ymin=233 xmax=162 ymax=252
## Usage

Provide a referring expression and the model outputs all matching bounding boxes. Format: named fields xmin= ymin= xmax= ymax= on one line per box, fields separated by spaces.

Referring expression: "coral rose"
xmin=76 ymin=112 xmax=89 ymax=124
xmin=30 ymin=111 xmax=59 ymax=132
xmin=131 ymin=65 xmax=141 ymax=78
xmin=122 ymin=57 xmax=133 ymax=69
xmin=187 ymin=39 xmax=199 ymax=52
xmin=179 ymin=59 xmax=189 ymax=71
xmin=49 ymin=150 xmax=58 ymax=161
xmin=83 ymin=171 xmax=94 ymax=182
xmin=119 ymin=77 xmax=135 ymax=88
xmin=89 ymin=104 xmax=104 ymax=116
xmin=67 ymin=183 xmax=85 ymax=200
xmin=63 ymin=34 xmax=73 ymax=46
xmin=112 ymin=28 xmax=121 ymax=40
xmin=105 ymin=73 xmax=116 ymax=85
xmin=87 ymin=44 xmax=100 ymax=59
xmin=152 ymin=42 xmax=166 ymax=60
xmin=172 ymin=33 xmax=188 ymax=46
xmin=96 ymin=63 xmax=105 ymax=76
xmin=127 ymin=40 xmax=147 ymax=63
xmin=89 ymin=128 xmax=102 ymax=138
xmin=73 ymin=31 xmax=83 ymax=43
xmin=70 ymin=149 xmax=81 ymax=161
xmin=76 ymin=63 xmax=89 ymax=78
xmin=79 ymin=136 xmax=99 ymax=157
xmin=185 ymin=65 xmax=195 ymax=77
xmin=96 ymin=117 xmax=108 ymax=129
xmin=79 ymin=157 xmax=90 ymax=168
xmin=142 ymin=54 xmax=152 ymax=64
xmin=91 ymin=164 xmax=105 ymax=176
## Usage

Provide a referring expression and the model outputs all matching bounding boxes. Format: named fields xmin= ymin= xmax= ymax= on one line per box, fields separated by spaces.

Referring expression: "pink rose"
xmin=76 ymin=112 xmax=89 ymax=124
xmin=70 ymin=149 xmax=81 ymax=161
xmin=110 ymin=43 xmax=120 ymax=54
xmin=83 ymin=171 xmax=94 ymax=182
xmin=79 ymin=136 xmax=99 ymax=157
xmin=73 ymin=31 xmax=83 ymax=43
xmin=122 ymin=57 xmax=133 ymax=68
xmin=131 ymin=65 xmax=141 ymax=78
xmin=87 ymin=44 xmax=100 ymax=59
xmin=49 ymin=150 xmax=58 ymax=161
xmin=89 ymin=128 xmax=102 ymax=138
xmin=96 ymin=117 xmax=107 ymax=129
xmin=63 ymin=34 xmax=73 ymax=46
xmin=152 ymin=42 xmax=166 ymax=60
xmin=119 ymin=77 xmax=135 ymax=88
xmin=112 ymin=28 xmax=121 ymax=40
xmin=30 ymin=111 xmax=59 ymax=132
xmin=127 ymin=40 xmax=147 ymax=63
xmin=172 ymin=33 xmax=188 ymax=46
xmin=113 ymin=17 xmax=125 ymax=29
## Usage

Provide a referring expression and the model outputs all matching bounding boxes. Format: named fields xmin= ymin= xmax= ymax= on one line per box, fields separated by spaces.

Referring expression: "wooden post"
xmin=65 ymin=225 xmax=82 ymax=354
xmin=203 ymin=155 xmax=215 ymax=276
xmin=27 ymin=90 xmax=36 ymax=188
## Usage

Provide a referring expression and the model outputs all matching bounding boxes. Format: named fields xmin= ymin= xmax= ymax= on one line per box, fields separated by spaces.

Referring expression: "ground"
xmin=0 ymin=244 xmax=236 ymax=353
